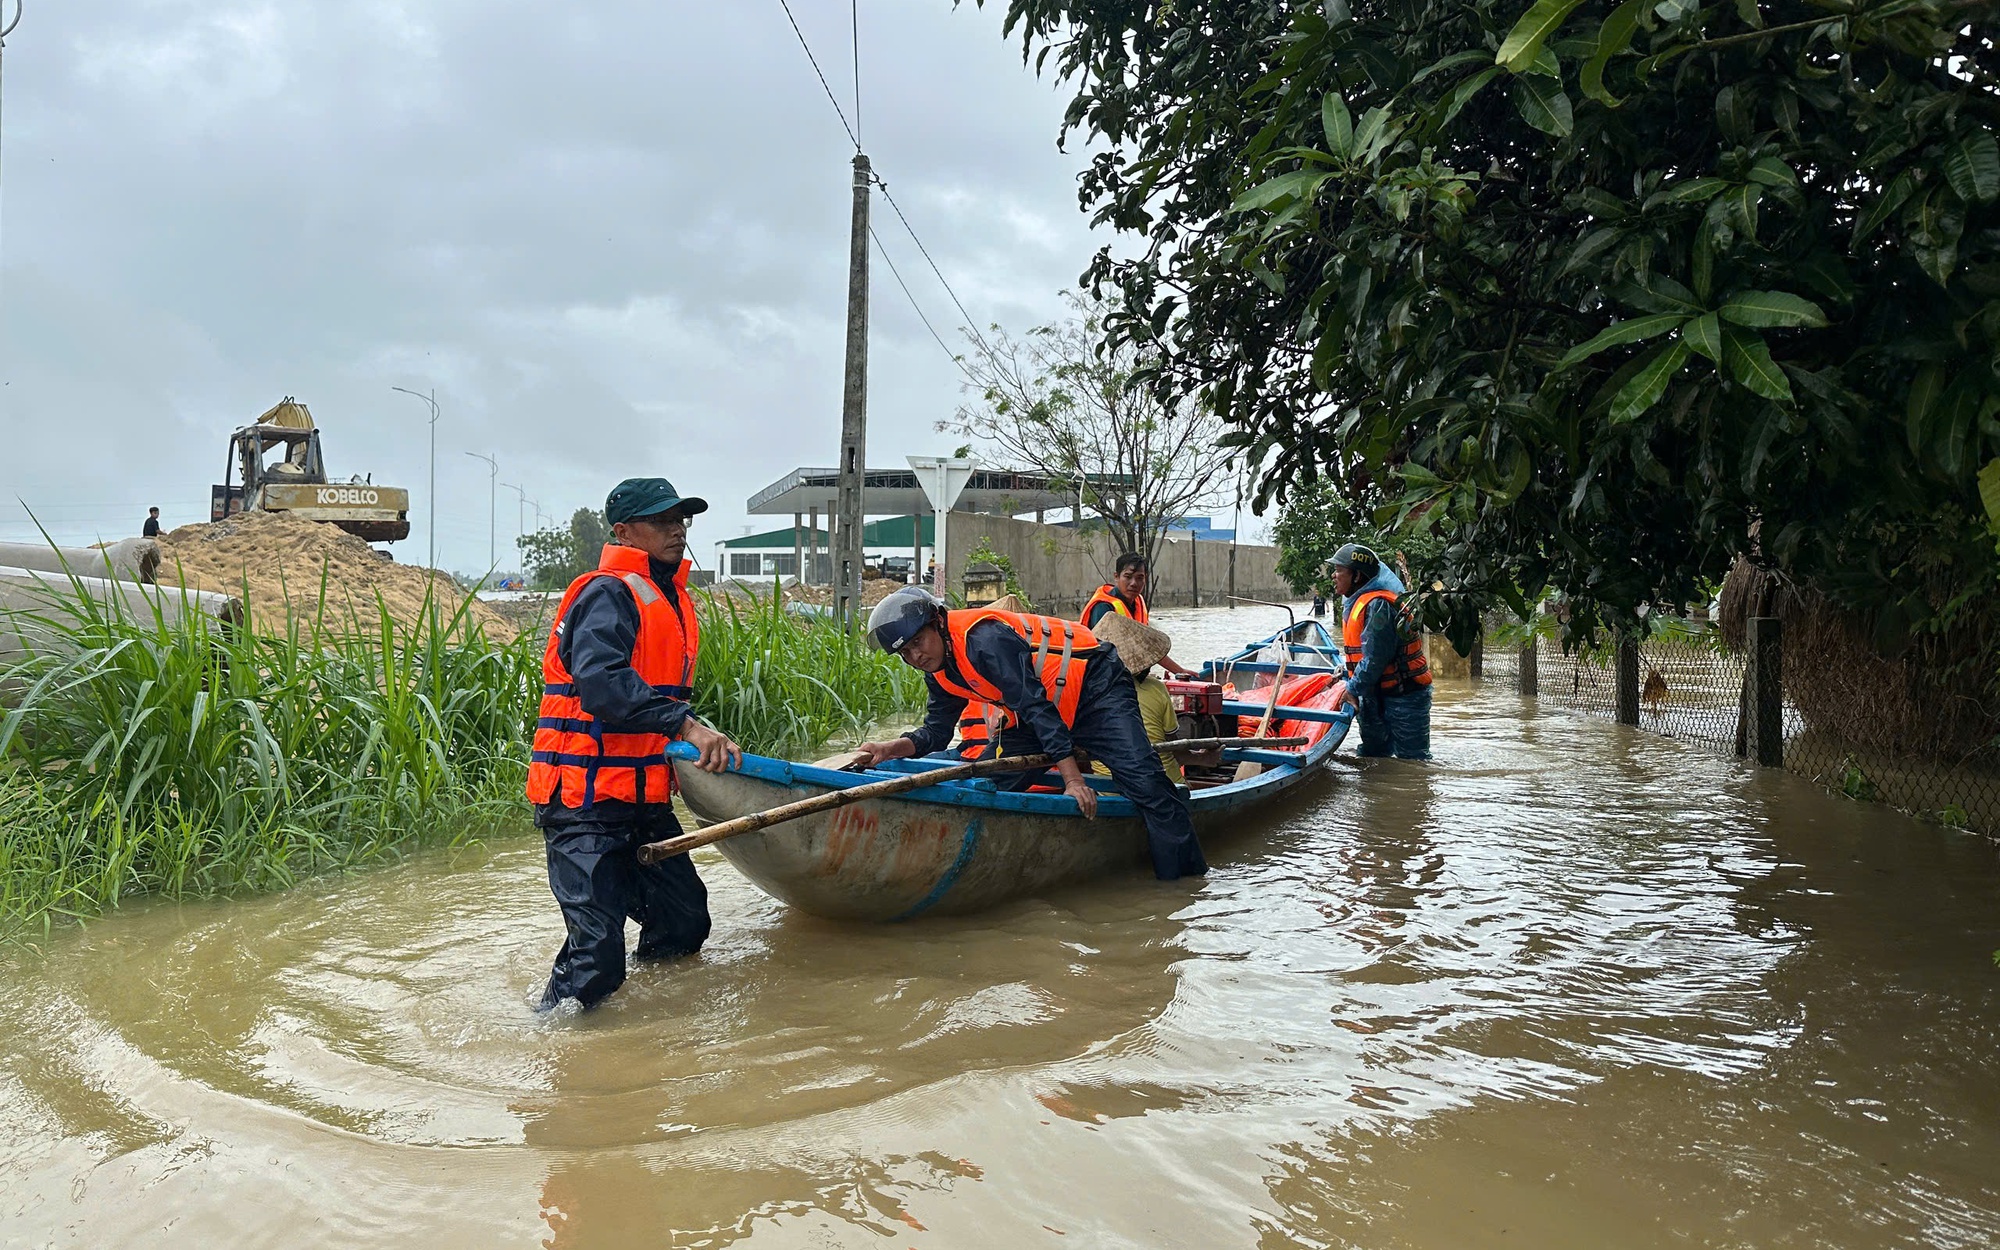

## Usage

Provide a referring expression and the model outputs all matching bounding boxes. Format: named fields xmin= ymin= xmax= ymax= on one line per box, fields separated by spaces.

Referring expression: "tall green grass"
xmin=691 ymin=591 xmax=927 ymax=759
xmin=0 ymin=578 xmax=538 ymax=938
xmin=0 ymin=575 xmax=924 ymax=938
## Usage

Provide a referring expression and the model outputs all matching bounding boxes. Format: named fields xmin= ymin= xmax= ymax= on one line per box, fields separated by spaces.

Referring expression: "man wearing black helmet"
xmin=854 ymin=587 xmax=1207 ymax=881
xmin=1330 ymin=542 xmax=1433 ymax=760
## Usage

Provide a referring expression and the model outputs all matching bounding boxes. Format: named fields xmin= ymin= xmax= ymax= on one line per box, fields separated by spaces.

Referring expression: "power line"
xmin=868 ymin=224 xmax=974 ymax=385
xmin=774 ymin=0 xmax=859 ymax=150
xmin=875 ymin=180 xmax=992 ymax=355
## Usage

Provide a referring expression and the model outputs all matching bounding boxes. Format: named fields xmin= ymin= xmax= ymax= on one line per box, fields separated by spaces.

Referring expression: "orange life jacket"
xmin=1342 ymin=588 xmax=1432 ymax=693
xmin=1081 ymin=584 xmax=1148 ymax=626
xmin=526 ymin=544 xmax=700 ymax=809
xmin=932 ymin=609 xmax=1098 ymax=727
xmin=952 ymin=700 xmax=1016 ymax=761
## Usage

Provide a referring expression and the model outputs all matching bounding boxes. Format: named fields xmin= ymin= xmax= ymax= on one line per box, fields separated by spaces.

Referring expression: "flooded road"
xmin=3 ymin=604 xmax=1999 ymax=1248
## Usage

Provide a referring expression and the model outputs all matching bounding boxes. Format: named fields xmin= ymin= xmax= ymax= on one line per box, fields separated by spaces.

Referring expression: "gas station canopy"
xmin=747 ymin=465 xmax=1128 ymax=517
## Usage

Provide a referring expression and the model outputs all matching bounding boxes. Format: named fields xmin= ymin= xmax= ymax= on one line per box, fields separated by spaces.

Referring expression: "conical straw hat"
xmin=1092 ymin=611 xmax=1172 ymax=673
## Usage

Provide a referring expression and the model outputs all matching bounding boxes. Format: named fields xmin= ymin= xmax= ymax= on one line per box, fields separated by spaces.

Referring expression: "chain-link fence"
xmin=1465 ymin=620 xmax=2000 ymax=838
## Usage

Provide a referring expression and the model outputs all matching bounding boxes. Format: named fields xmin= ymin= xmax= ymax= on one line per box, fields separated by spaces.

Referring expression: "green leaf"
xmin=1620 ymin=273 xmax=1704 ymax=315
xmin=1440 ymin=65 xmax=1505 ymax=128
xmin=1556 ymin=313 xmax=1688 ymax=369
xmin=1412 ymin=51 xmax=1496 ymax=86
xmin=1580 ymin=0 xmax=1643 ymax=107
xmin=1497 ymin=0 xmax=1588 ymax=73
xmin=1322 ymin=92 xmax=1354 ymax=158
xmin=1718 ymin=290 xmax=1829 ymax=328
xmin=1734 ymin=0 xmax=1764 ymax=26
xmin=1231 ymin=169 xmax=1328 ymax=212
xmin=1745 ymin=156 xmax=1799 ymax=188
xmin=1906 ymin=363 xmax=1945 ymax=454
xmin=1721 ymin=324 xmax=1792 ymax=401
xmin=1560 ymin=226 xmax=1625 ymax=275
xmin=1725 ymin=183 xmax=1762 ymax=238
xmin=1683 ymin=312 xmax=1723 ymax=363
xmin=1645 ymin=177 xmax=1731 ymax=207
xmin=1353 ymin=106 xmax=1391 ymax=158
xmin=1978 ymin=457 xmax=2000 ymax=533
xmin=1515 ymin=75 xmax=1574 ymax=137
xmin=1572 ymin=187 xmax=1630 ymax=219
xmin=1853 ymin=170 xmax=1917 ymax=244
xmin=1944 ymin=132 xmax=2000 ymax=204
xmin=1610 ymin=341 xmax=1689 ymax=423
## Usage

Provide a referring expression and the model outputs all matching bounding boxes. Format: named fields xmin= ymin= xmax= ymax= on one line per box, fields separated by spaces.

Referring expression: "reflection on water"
xmin=3 ymin=604 xmax=1999 ymax=1248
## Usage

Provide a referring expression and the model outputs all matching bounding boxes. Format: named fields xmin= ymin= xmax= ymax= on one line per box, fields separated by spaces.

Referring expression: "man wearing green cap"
xmin=526 ymin=476 xmax=740 ymax=1012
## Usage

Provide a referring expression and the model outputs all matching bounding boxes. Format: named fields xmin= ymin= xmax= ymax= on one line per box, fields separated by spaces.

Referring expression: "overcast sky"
xmin=0 ymin=0 xmax=1159 ymax=572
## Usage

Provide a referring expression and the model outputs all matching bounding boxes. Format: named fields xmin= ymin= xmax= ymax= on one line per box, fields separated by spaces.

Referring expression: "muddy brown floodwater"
xmin=3 ymin=603 xmax=1999 ymax=1248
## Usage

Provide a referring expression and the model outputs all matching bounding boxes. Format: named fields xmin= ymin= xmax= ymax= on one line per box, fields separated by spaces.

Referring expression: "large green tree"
xmin=984 ymin=0 xmax=2000 ymax=671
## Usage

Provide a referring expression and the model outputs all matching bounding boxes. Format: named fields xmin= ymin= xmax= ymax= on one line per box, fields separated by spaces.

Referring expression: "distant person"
xmin=1310 ymin=590 xmax=1327 ymax=618
xmin=142 ymin=507 xmax=162 ymax=538
xmin=1081 ymin=552 xmax=1196 ymax=676
xmin=525 ymin=476 xmax=741 ymax=1013
xmin=1330 ymin=543 xmax=1432 ymax=760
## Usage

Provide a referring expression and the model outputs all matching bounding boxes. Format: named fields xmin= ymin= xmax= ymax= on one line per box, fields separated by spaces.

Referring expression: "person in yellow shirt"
xmin=1089 ymin=613 xmax=1220 ymax=783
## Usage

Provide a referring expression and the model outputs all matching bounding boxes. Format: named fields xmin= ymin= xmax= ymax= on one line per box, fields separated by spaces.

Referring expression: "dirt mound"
xmin=783 ymin=578 xmax=914 ymax=607
xmin=156 ymin=512 xmax=515 ymax=641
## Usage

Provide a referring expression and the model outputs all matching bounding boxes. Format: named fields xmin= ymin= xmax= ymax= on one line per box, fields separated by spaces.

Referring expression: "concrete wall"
xmin=942 ymin=512 xmax=1294 ymax=615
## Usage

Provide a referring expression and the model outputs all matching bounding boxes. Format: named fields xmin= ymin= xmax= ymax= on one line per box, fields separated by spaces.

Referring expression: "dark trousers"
xmin=1357 ymin=685 xmax=1433 ymax=761
xmin=999 ymin=655 xmax=1207 ymax=880
xmin=537 ymin=806 xmax=710 ymax=1009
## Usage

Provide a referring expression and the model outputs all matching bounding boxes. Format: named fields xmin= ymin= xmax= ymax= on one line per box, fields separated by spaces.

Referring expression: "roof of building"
xmin=747 ymin=465 xmax=1131 ymax=516
xmin=721 ymin=513 xmax=936 ymax=549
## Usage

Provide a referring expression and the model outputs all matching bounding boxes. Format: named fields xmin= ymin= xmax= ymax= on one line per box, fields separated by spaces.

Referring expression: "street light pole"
xmin=391 ymin=386 xmax=440 ymax=571
xmin=501 ymin=481 xmax=527 ymax=576
xmin=465 ymin=451 xmax=497 ymax=583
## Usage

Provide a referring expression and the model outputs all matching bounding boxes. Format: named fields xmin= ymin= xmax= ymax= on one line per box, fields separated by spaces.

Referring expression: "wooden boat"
xmin=670 ymin=618 xmax=1354 ymax=921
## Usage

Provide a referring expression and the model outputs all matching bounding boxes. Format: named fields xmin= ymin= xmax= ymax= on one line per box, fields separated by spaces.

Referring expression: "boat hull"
xmin=676 ymin=764 xmax=1154 ymax=921
xmin=673 ymin=616 xmax=1353 ymax=922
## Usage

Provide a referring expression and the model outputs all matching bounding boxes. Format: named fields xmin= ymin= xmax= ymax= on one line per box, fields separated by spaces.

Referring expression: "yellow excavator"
xmin=209 ymin=398 xmax=412 ymax=542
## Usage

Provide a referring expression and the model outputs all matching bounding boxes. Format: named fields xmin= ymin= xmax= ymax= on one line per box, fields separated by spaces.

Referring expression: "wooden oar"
xmin=1235 ymin=644 xmax=1293 ymax=782
xmin=638 ymin=736 xmax=1311 ymax=863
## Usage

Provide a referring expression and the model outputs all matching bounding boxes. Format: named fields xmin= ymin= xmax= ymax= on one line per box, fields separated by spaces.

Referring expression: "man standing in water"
xmin=856 ymin=586 xmax=1206 ymax=880
xmin=526 ymin=477 xmax=740 ymax=1012
xmin=1330 ymin=543 xmax=1433 ymax=760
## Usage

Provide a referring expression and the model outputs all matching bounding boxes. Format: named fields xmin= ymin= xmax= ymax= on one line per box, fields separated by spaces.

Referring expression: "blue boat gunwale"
xmin=669 ymin=618 xmax=1351 ymax=821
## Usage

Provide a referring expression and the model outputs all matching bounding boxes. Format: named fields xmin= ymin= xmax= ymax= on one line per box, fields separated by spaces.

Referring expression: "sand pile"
xmin=783 ymin=578 xmax=914 ymax=607
xmin=157 ymin=511 xmax=515 ymax=641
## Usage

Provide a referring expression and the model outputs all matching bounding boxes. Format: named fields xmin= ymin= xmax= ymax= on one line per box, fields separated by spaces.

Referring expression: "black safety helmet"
xmin=1329 ymin=542 xmax=1380 ymax=584
xmin=867 ymin=585 xmax=947 ymax=654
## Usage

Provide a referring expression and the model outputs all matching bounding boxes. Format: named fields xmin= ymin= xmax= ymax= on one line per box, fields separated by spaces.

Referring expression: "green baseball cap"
xmin=605 ymin=477 xmax=709 ymax=524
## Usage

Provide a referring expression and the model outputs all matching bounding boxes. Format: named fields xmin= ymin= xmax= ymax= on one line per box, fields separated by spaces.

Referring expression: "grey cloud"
xmin=1 ymin=0 xmax=1101 ymax=565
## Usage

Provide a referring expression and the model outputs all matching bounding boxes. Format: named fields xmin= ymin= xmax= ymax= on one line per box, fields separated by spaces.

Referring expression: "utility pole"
xmin=833 ymin=151 xmax=871 ymax=629
xmin=392 ymin=386 xmax=440 ymax=571
xmin=465 ymin=451 xmax=497 ymax=582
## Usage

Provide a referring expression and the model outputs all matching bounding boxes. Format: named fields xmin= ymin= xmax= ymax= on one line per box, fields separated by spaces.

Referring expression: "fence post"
xmin=1615 ymin=637 xmax=1640 ymax=725
xmin=1469 ymin=630 xmax=1484 ymax=680
xmin=1519 ymin=639 xmax=1539 ymax=697
xmin=1745 ymin=616 xmax=1784 ymax=767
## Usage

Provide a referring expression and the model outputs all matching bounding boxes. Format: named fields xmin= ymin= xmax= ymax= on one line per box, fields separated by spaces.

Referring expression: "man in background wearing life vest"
xmin=525 ymin=477 xmax=741 ymax=1013
xmin=1330 ymin=542 xmax=1433 ymax=760
xmin=1080 ymin=552 xmax=1196 ymax=676
xmin=855 ymin=587 xmax=1208 ymax=880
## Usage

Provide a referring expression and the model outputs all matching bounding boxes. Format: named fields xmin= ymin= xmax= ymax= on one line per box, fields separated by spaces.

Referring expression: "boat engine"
xmin=1165 ymin=679 xmax=1236 ymax=742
